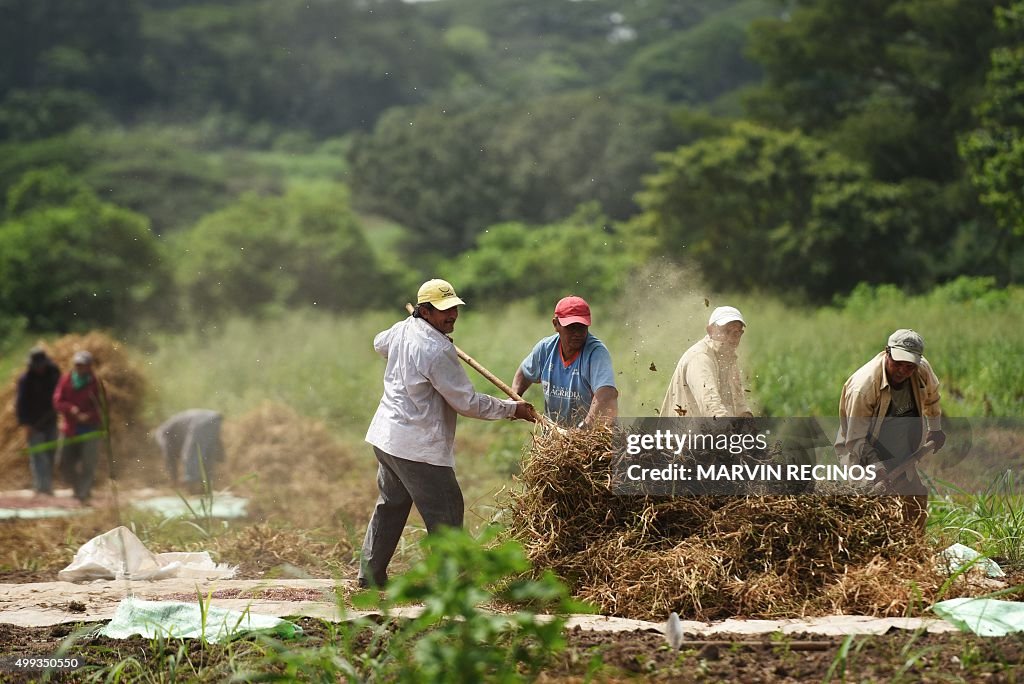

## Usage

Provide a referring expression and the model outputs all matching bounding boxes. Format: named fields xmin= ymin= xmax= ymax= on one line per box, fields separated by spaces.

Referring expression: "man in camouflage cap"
xmin=836 ymin=329 xmax=946 ymax=532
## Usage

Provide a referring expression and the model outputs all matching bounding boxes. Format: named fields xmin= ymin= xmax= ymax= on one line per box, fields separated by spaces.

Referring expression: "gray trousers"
xmin=358 ymin=447 xmax=464 ymax=587
xmin=60 ymin=434 xmax=100 ymax=503
xmin=28 ymin=426 xmax=58 ymax=494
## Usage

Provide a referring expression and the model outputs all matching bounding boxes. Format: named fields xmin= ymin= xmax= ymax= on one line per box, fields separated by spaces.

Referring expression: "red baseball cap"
xmin=554 ymin=296 xmax=591 ymax=326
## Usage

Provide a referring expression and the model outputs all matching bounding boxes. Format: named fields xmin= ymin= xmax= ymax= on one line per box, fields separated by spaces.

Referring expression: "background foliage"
xmin=0 ymin=0 xmax=1021 ymax=329
xmin=0 ymin=166 xmax=168 ymax=331
xmin=173 ymin=184 xmax=389 ymax=320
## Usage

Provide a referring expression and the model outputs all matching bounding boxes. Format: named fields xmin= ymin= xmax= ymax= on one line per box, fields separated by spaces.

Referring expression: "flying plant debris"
xmin=505 ymin=423 xmax=982 ymax=621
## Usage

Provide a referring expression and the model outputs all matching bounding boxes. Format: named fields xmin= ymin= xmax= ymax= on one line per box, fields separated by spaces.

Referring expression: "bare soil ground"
xmin=1 ymin=619 xmax=1023 ymax=682
xmin=3 ymin=506 xmax=1023 ymax=682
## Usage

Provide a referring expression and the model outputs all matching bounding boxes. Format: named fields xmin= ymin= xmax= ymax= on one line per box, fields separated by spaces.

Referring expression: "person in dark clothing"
xmin=16 ymin=347 xmax=62 ymax=496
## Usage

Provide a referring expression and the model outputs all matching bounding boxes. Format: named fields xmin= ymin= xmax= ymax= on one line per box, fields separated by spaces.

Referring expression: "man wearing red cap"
xmin=512 ymin=295 xmax=618 ymax=427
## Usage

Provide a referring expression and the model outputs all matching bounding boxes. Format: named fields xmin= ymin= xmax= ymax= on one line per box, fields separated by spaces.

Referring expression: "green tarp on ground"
xmin=933 ymin=598 xmax=1024 ymax=637
xmin=99 ymin=597 xmax=302 ymax=643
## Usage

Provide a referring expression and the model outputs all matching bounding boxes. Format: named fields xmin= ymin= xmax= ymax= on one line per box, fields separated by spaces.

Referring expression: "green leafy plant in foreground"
xmin=376 ymin=527 xmax=589 ymax=683
xmin=248 ymin=527 xmax=589 ymax=683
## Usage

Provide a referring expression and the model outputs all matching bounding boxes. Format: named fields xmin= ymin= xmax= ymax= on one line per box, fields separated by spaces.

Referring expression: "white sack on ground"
xmin=939 ymin=543 xmax=1006 ymax=578
xmin=58 ymin=526 xmax=236 ymax=581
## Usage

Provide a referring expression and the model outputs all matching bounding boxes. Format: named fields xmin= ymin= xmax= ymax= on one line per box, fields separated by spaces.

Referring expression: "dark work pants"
xmin=358 ymin=447 xmax=464 ymax=587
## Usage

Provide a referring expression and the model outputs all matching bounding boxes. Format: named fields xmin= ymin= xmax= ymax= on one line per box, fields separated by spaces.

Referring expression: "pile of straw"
xmin=506 ymin=424 xmax=961 ymax=621
xmin=0 ymin=332 xmax=151 ymax=488
xmin=223 ymin=402 xmax=375 ymax=528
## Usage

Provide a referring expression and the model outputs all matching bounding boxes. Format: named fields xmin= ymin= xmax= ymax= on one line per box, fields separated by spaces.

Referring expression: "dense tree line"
xmin=735 ymin=0 xmax=1024 ymax=292
xmin=348 ymin=93 xmax=691 ymax=252
xmin=0 ymin=0 xmax=1022 ymax=332
xmin=0 ymin=0 xmax=765 ymax=141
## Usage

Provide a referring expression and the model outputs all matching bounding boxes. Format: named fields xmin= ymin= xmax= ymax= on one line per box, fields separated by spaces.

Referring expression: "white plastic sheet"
xmin=58 ymin=526 xmax=236 ymax=582
xmin=130 ymin=494 xmax=248 ymax=519
xmin=0 ymin=506 xmax=83 ymax=520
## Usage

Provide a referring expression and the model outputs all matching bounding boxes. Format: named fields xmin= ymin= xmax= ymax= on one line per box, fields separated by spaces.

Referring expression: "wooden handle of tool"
xmin=881 ymin=439 xmax=937 ymax=484
xmin=405 ymin=303 xmax=550 ymax=427
xmin=870 ymin=440 xmax=937 ymax=494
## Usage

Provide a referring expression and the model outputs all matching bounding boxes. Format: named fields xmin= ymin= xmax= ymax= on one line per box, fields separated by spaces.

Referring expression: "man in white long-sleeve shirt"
xmin=358 ymin=278 xmax=535 ymax=587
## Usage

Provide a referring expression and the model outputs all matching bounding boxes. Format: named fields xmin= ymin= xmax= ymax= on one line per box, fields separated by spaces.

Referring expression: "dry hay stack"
xmin=0 ymin=332 xmax=150 ymax=488
xmin=223 ymin=402 xmax=374 ymax=527
xmin=506 ymin=424 xmax=965 ymax=621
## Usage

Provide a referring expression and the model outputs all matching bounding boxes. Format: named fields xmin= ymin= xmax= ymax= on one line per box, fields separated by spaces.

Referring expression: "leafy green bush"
xmin=175 ymin=184 xmax=391 ymax=320
xmin=347 ymin=527 xmax=586 ymax=683
xmin=834 ymin=282 xmax=908 ymax=316
xmin=838 ymin=276 xmax=1012 ymax=315
xmin=443 ymin=204 xmax=643 ymax=309
xmin=926 ymin=276 xmax=1011 ymax=308
xmin=635 ymin=121 xmax=925 ymax=300
xmin=5 ymin=164 xmax=92 ymax=216
xmin=0 ymin=172 xmax=169 ymax=332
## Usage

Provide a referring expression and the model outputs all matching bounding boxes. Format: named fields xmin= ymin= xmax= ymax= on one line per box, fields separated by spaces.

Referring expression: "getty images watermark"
xmin=610 ymin=417 xmax=988 ymax=496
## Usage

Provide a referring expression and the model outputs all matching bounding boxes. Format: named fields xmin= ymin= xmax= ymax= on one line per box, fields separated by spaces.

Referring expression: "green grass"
xmin=133 ymin=279 xmax=1024 ymax=528
xmin=611 ymin=275 xmax=1023 ymax=418
xmin=930 ymin=470 xmax=1024 ymax=568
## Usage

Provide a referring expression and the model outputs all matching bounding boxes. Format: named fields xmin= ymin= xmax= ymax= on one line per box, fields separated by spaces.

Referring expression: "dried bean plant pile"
xmin=506 ymin=423 xmax=971 ymax=621
xmin=223 ymin=402 xmax=375 ymax=527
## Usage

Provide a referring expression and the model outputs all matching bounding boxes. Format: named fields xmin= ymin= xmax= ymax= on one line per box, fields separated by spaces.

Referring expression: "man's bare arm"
xmin=511 ymin=367 xmax=533 ymax=398
xmin=585 ymin=386 xmax=619 ymax=426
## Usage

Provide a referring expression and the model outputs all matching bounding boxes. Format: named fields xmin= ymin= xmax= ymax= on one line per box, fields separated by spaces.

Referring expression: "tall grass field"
xmin=132 ymin=275 xmax=1024 ymax=529
xmin=142 ymin=275 xmax=1023 ymax=427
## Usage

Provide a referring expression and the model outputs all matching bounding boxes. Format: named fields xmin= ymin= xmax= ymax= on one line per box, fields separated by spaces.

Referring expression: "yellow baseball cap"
xmin=417 ymin=279 xmax=466 ymax=310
